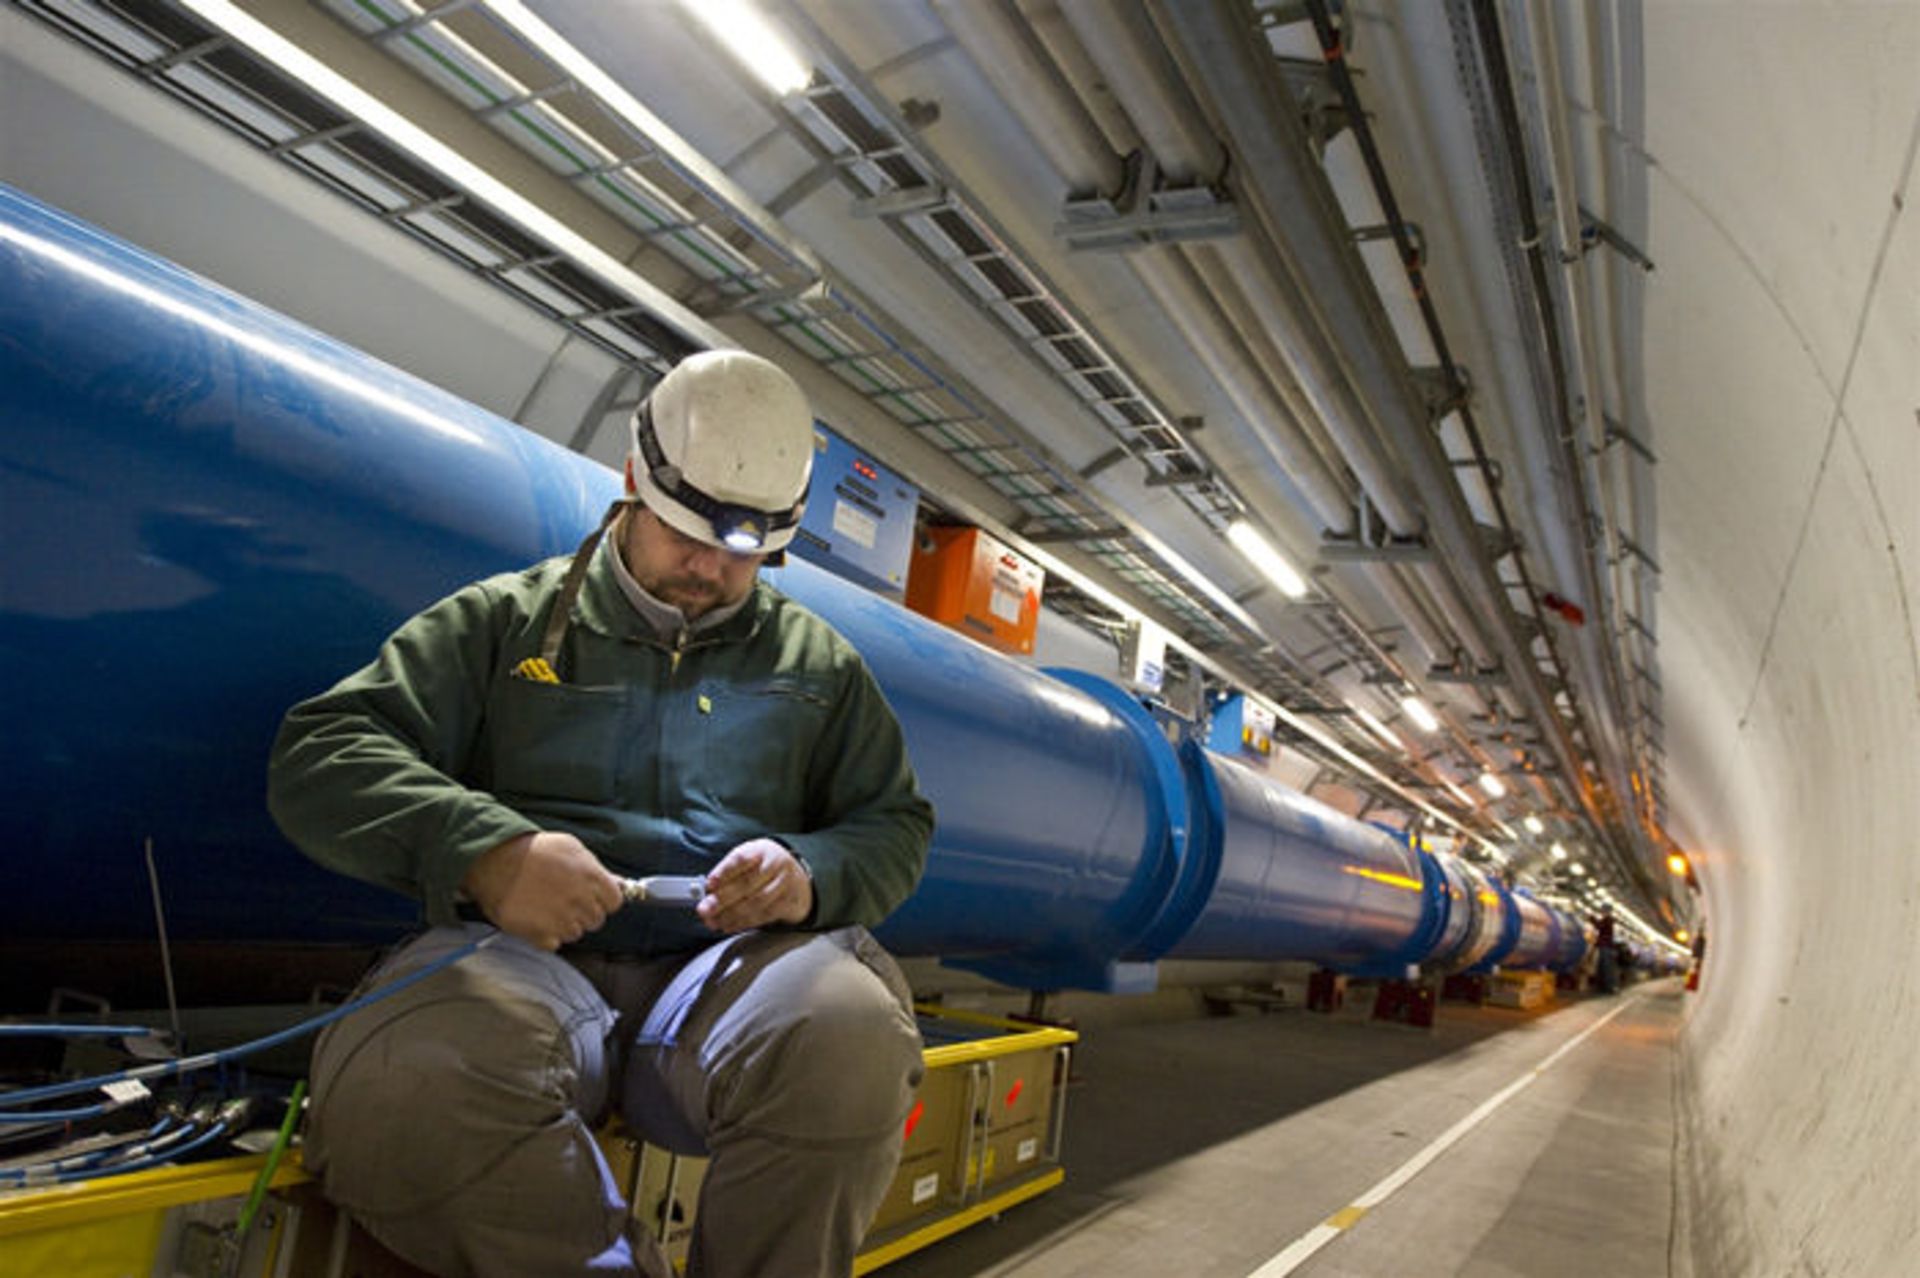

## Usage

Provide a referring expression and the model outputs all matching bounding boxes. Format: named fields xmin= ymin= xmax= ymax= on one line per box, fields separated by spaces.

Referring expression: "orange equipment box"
xmin=905 ymin=526 xmax=1044 ymax=656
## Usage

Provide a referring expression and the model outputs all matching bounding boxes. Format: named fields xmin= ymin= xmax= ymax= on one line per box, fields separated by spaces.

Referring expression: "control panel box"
xmin=1208 ymin=693 xmax=1276 ymax=757
xmin=906 ymin=526 xmax=1045 ymax=656
xmin=790 ymin=426 xmax=920 ymax=596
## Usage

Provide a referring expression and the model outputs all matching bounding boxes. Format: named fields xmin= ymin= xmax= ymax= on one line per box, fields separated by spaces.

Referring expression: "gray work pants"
xmin=305 ymin=924 xmax=924 ymax=1278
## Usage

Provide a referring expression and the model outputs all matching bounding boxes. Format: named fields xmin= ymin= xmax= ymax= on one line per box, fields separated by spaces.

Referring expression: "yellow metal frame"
xmin=854 ymin=1168 xmax=1066 ymax=1274
xmin=912 ymin=1001 xmax=1079 ymax=1070
xmin=0 ymin=1150 xmax=310 ymax=1241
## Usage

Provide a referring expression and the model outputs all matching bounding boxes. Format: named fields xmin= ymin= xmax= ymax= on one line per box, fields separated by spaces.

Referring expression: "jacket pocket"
xmin=694 ymin=674 xmax=833 ymax=829
xmin=485 ymin=674 xmax=630 ymax=806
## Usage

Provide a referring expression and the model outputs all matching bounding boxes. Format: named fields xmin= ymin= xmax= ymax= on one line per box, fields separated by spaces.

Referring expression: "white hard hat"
xmin=629 ymin=350 xmax=814 ymax=554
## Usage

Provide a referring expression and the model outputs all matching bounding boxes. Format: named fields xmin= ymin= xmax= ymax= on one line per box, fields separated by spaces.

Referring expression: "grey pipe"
xmin=929 ymin=0 xmax=1124 ymax=197
xmin=1056 ymin=0 xmax=1224 ymax=185
xmin=1053 ymin=4 xmax=1438 ymax=559
xmin=1155 ymin=0 xmax=1591 ymax=814
xmin=1013 ymin=0 xmax=1143 ymax=156
xmin=1129 ymin=249 xmax=1355 ymax=532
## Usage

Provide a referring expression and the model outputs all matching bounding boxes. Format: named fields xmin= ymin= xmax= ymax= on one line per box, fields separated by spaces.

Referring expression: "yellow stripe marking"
xmin=1325 ymin=1205 xmax=1369 ymax=1230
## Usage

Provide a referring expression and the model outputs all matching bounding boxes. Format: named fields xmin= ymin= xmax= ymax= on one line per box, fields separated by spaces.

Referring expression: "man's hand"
xmin=462 ymin=831 xmax=624 ymax=950
xmin=697 ymin=838 xmax=814 ymax=934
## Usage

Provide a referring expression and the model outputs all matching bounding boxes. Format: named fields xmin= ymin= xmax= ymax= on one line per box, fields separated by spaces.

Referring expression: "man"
xmin=268 ymin=350 xmax=934 ymax=1278
xmin=1593 ymin=909 xmax=1619 ymax=994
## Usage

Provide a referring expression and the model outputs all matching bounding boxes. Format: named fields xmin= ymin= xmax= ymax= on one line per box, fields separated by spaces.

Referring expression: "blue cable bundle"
xmin=0 ymin=929 xmax=497 ymax=1184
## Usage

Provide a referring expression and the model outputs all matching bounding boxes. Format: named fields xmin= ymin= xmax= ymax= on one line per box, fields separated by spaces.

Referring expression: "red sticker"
xmin=1004 ymin=1078 xmax=1023 ymax=1108
xmin=903 ymin=1099 xmax=925 ymax=1140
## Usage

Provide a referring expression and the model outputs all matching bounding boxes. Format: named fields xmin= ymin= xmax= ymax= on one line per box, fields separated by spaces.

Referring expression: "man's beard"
xmin=654 ymin=575 xmax=725 ymax=615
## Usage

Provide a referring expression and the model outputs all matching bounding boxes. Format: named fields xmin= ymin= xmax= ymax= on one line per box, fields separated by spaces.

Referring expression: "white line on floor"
xmin=1246 ymin=993 xmax=1644 ymax=1277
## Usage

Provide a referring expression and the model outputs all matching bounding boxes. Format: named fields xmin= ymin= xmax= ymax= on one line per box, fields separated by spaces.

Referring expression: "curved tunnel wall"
xmin=0 ymin=185 xmax=1592 ymax=992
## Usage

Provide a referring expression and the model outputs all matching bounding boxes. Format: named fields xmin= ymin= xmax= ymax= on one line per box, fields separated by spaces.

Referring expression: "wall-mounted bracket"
xmin=1272 ymin=55 xmax=1353 ymax=153
xmin=1352 ymin=220 xmax=1423 ymax=262
xmin=1409 ymin=365 xmax=1472 ymax=422
xmin=1319 ymin=535 xmax=1431 ymax=563
xmin=1603 ymin=415 xmax=1659 ymax=464
xmin=1428 ymin=662 xmax=1511 ymax=688
xmin=852 ymin=183 xmax=953 ymax=219
xmin=1058 ymin=182 xmax=1240 ymax=251
xmin=1615 ymin=534 xmax=1663 ymax=575
xmin=1578 ymin=206 xmax=1656 ymax=272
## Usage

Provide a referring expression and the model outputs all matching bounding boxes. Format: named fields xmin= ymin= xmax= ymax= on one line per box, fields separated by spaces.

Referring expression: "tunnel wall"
xmin=1644 ymin=7 xmax=1920 ymax=1275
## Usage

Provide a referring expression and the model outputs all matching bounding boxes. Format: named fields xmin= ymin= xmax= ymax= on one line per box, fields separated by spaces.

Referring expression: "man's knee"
xmin=640 ymin=929 xmax=924 ymax=1148
xmin=307 ymin=928 xmax=616 ymax=1214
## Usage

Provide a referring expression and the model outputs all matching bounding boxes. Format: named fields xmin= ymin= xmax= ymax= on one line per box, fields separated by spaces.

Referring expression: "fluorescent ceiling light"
xmin=1477 ymin=772 xmax=1507 ymax=798
xmin=480 ymin=1 xmax=814 ymax=271
xmin=1569 ymin=862 xmax=1586 ymax=876
xmin=1550 ymin=842 xmax=1568 ymax=860
xmin=1399 ymin=696 xmax=1440 ymax=733
xmin=1142 ymin=535 xmax=1261 ymax=631
xmin=177 ymin=0 xmax=725 ymax=355
xmin=1351 ymin=705 xmax=1403 ymax=751
xmin=681 ymin=0 xmax=812 ymax=95
xmin=1523 ymin=814 xmax=1544 ymax=835
xmin=1225 ymin=520 xmax=1308 ymax=598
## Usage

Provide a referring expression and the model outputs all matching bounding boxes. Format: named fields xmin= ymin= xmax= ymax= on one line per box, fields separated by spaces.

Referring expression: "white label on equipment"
xmin=832 ymin=500 xmax=878 ymax=549
xmin=1016 ymin=1137 xmax=1038 ymax=1163
xmin=990 ymin=584 xmax=1023 ymax=624
xmin=102 ymin=1079 xmax=150 ymax=1103
xmin=912 ymin=1172 xmax=939 ymax=1203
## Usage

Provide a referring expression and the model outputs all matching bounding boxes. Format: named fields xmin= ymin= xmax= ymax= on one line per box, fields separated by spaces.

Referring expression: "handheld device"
xmin=619 ymin=875 xmax=708 ymax=908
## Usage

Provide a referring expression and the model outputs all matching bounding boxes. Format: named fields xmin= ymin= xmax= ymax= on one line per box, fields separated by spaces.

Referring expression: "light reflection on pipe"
xmin=1341 ymin=865 xmax=1422 ymax=892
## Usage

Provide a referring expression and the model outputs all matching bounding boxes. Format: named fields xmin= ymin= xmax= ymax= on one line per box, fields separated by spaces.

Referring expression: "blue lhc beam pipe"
xmin=0 ymin=186 xmax=1590 ymax=991
xmin=758 ymin=568 xmax=1187 ymax=993
xmin=1501 ymin=891 xmax=1560 ymax=971
xmin=1130 ymin=746 xmax=1430 ymax=969
xmin=1423 ymin=855 xmax=1507 ymax=973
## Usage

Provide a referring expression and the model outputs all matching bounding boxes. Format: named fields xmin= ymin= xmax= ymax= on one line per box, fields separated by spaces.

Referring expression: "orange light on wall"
xmin=1667 ymin=852 xmax=1689 ymax=877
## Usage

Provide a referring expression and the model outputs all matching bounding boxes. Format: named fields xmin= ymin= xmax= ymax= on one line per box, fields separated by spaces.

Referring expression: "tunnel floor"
xmin=883 ymin=980 xmax=1688 ymax=1278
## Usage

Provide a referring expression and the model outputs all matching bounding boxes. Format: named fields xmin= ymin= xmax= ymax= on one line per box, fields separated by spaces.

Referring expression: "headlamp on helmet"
xmin=627 ymin=350 xmax=814 ymax=556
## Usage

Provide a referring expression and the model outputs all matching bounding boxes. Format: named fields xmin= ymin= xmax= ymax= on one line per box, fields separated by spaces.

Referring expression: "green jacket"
xmin=268 ymin=537 xmax=933 ymax=955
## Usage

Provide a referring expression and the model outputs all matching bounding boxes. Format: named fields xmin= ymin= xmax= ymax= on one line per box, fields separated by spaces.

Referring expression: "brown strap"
xmin=534 ymin=499 xmax=629 ymax=678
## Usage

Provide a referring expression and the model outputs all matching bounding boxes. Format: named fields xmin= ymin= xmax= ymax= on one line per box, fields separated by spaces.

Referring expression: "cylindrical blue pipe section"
xmin=1548 ymin=905 xmax=1588 ymax=972
xmin=0 ymin=186 xmax=594 ymax=943
xmin=2 ymin=185 xmax=1582 ymax=995
xmin=1151 ymin=747 xmax=1428 ymax=971
xmin=1423 ymin=852 xmax=1478 ymax=972
xmin=1472 ymin=879 xmax=1523 ymax=973
xmin=1500 ymin=892 xmax=1560 ymax=970
xmin=0 ymin=185 xmax=1184 ymax=987
xmin=763 ymin=562 xmax=1184 ymax=987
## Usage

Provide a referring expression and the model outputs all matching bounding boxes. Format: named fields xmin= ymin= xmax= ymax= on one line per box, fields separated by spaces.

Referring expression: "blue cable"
xmin=0 ymin=931 xmax=499 ymax=1112
xmin=0 ymin=1024 xmax=164 ymax=1039
xmin=0 ymin=1112 xmax=185 ymax=1180
xmin=0 ymin=1097 xmax=137 ymax=1124
xmin=8 ymin=1113 xmax=240 ymax=1186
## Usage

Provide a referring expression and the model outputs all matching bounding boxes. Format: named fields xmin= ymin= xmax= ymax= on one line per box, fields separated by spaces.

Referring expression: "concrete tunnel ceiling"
xmin=1 ymin=0 xmax=1916 ymax=1271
